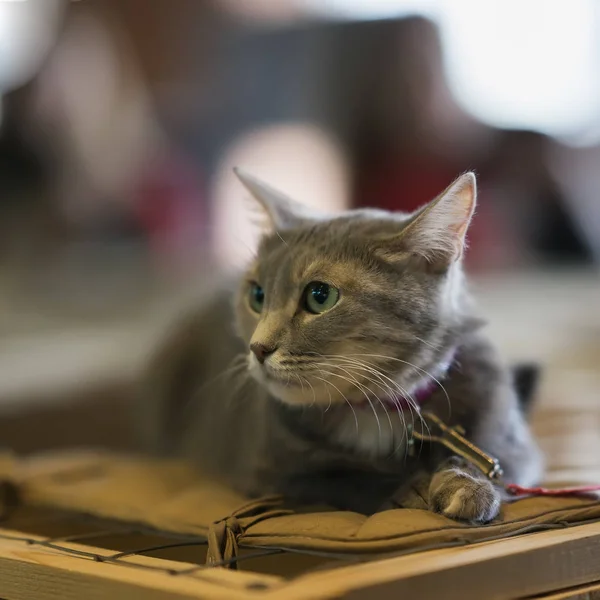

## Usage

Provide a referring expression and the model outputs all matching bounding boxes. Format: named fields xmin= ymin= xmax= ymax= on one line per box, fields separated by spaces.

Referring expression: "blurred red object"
xmin=134 ymin=151 xmax=206 ymax=272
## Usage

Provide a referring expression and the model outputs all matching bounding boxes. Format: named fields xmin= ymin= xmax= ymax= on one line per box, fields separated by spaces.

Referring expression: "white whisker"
xmin=317 ymin=366 xmax=382 ymax=441
xmin=345 ymin=353 xmax=451 ymax=413
xmin=315 ymin=376 xmax=358 ymax=432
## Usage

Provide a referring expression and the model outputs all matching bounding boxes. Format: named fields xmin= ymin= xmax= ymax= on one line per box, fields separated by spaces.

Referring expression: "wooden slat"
xmin=524 ymin=581 xmax=600 ymax=599
xmin=0 ymin=528 xmax=280 ymax=600
xmin=264 ymin=521 xmax=600 ymax=600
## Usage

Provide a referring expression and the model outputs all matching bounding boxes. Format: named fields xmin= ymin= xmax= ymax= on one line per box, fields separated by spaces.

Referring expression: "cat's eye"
xmin=248 ymin=282 xmax=265 ymax=313
xmin=304 ymin=281 xmax=339 ymax=314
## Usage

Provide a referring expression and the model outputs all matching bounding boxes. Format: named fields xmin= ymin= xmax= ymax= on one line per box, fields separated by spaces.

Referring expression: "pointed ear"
xmin=234 ymin=167 xmax=317 ymax=231
xmin=399 ymin=172 xmax=477 ymax=266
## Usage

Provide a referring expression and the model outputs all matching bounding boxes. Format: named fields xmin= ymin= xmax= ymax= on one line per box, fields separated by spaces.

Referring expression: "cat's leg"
xmin=477 ymin=399 xmax=545 ymax=490
xmin=420 ymin=382 xmax=543 ymax=522
xmin=428 ymin=457 xmax=502 ymax=523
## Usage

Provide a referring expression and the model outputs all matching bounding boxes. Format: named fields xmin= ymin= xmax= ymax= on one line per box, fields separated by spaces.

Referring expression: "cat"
xmin=138 ymin=168 xmax=544 ymax=522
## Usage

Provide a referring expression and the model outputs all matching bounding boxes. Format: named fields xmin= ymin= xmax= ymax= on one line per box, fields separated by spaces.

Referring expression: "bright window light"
xmin=304 ymin=0 xmax=600 ymax=145
xmin=0 ymin=0 xmax=65 ymax=93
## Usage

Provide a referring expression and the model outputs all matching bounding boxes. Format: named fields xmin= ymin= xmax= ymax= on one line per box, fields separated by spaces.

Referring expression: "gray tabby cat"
xmin=139 ymin=169 xmax=543 ymax=522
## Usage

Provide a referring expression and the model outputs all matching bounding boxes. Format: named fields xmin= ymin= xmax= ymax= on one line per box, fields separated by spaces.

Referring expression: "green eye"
xmin=304 ymin=281 xmax=339 ymax=314
xmin=248 ymin=282 xmax=265 ymax=313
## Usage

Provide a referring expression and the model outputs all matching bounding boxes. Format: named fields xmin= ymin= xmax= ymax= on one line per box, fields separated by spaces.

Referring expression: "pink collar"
xmin=391 ymin=378 xmax=438 ymax=410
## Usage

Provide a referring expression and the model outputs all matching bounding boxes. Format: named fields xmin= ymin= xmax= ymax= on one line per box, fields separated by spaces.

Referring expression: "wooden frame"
xmin=0 ymin=522 xmax=599 ymax=599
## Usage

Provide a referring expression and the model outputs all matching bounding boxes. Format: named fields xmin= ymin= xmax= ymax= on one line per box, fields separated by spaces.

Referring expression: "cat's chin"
xmin=265 ymin=378 xmax=330 ymax=407
xmin=249 ymin=367 xmax=334 ymax=407
xmin=264 ymin=377 xmax=380 ymax=410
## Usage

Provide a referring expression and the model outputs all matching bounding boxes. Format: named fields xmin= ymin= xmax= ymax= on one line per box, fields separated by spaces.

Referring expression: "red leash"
xmin=506 ymin=484 xmax=600 ymax=497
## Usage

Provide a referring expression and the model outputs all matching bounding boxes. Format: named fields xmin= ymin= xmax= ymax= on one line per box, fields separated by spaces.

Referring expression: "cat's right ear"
xmin=234 ymin=167 xmax=315 ymax=231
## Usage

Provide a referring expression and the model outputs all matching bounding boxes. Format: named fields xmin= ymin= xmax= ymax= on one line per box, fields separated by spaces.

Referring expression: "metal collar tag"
xmin=409 ymin=412 xmax=504 ymax=482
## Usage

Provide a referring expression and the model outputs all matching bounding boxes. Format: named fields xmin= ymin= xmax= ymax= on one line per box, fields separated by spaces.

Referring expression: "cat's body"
xmin=139 ymin=170 xmax=543 ymax=521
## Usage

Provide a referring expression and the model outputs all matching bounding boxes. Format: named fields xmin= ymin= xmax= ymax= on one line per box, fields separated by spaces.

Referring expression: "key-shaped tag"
xmin=411 ymin=412 xmax=504 ymax=481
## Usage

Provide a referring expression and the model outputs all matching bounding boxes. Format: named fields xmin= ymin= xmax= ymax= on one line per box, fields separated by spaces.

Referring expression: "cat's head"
xmin=233 ymin=168 xmax=478 ymax=407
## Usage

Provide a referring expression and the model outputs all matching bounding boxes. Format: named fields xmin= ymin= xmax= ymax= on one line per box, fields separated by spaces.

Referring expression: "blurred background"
xmin=0 ymin=0 xmax=599 ymax=453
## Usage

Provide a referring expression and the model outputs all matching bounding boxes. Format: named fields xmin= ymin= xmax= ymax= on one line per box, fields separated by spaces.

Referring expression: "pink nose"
xmin=250 ymin=342 xmax=277 ymax=364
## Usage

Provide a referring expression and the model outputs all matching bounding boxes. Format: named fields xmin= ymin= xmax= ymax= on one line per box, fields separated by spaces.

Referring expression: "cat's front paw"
xmin=429 ymin=467 xmax=501 ymax=523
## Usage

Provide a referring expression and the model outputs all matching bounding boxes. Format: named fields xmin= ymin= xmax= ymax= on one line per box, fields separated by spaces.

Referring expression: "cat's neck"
xmin=271 ymin=346 xmax=458 ymax=462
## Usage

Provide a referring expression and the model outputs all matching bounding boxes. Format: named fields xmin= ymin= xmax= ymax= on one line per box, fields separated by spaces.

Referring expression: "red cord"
xmin=506 ymin=483 xmax=600 ymax=497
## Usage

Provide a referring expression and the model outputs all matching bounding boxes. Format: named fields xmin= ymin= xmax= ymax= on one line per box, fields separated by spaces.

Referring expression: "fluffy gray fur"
xmin=138 ymin=170 xmax=543 ymax=522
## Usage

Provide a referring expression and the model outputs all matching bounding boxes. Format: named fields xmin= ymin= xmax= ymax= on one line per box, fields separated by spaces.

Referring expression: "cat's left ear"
xmin=398 ymin=172 xmax=477 ymax=267
xmin=234 ymin=167 xmax=316 ymax=231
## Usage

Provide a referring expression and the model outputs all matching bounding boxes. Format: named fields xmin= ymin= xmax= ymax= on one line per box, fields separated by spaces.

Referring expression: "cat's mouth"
xmin=249 ymin=356 xmax=304 ymax=388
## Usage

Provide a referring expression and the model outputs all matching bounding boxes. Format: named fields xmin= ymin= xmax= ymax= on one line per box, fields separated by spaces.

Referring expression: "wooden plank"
xmin=0 ymin=529 xmax=280 ymax=600
xmin=267 ymin=521 xmax=600 ymax=600
xmin=523 ymin=581 xmax=600 ymax=599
